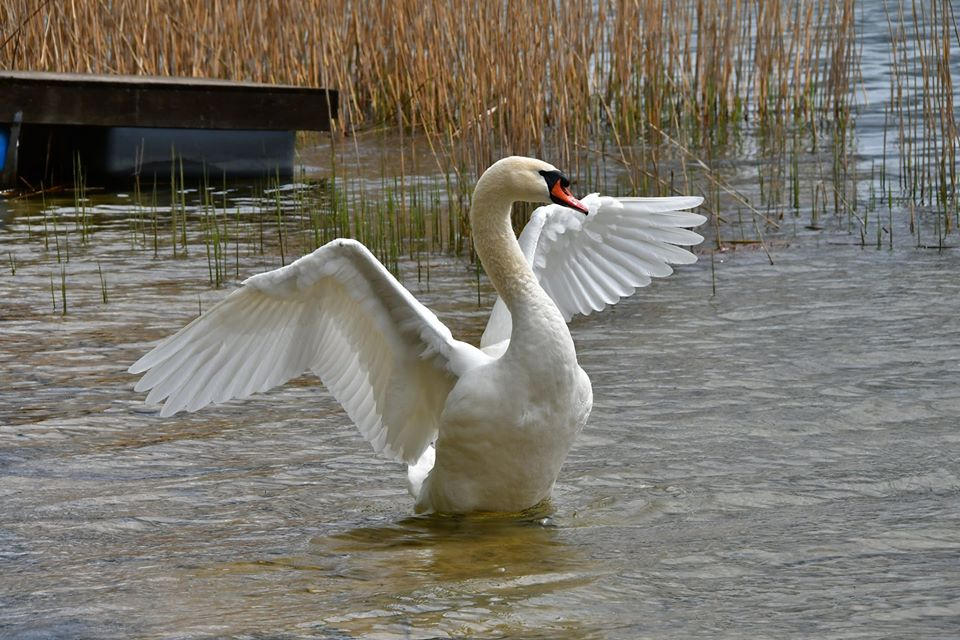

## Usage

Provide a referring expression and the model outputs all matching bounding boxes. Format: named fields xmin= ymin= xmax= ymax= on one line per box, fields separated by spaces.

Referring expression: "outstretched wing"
xmin=130 ymin=239 xmax=487 ymax=464
xmin=481 ymin=194 xmax=705 ymax=348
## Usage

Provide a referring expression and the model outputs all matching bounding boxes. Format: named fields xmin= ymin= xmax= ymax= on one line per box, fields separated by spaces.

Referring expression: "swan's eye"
xmin=539 ymin=169 xmax=569 ymax=190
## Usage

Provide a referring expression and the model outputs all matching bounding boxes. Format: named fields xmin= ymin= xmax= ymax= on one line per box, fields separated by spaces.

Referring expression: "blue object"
xmin=0 ymin=126 xmax=8 ymax=172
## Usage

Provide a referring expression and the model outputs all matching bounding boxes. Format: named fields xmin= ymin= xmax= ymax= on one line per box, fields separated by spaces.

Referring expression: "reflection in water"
xmin=322 ymin=510 xmax=570 ymax=584
xmin=170 ymin=511 xmax=600 ymax=639
xmin=309 ymin=513 xmax=593 ymax=637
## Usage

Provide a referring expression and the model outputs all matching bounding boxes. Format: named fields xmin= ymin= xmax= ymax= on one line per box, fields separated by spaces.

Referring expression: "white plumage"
xmin=129 ymin=157 xmax=705 ymax=514
xmin=480 ymin=193 xmax=706 ymax=351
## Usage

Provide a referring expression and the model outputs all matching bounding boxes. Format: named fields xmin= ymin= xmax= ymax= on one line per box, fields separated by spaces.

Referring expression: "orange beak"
xmin=550 ymin=180 xmax=588 ymax=214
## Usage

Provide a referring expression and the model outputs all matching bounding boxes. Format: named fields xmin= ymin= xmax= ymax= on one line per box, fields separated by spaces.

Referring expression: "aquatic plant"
xmin=0 ymin=0 xmax=956 ymax=248
xmin=885 ymin=0 xmax=958 ymax=244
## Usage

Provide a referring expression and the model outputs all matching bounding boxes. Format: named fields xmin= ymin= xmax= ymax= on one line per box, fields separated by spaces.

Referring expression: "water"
xmin=2 ymin=7 xmax=959 ymax=634
xmin=2 ymin=201 xmax=959 ymax=638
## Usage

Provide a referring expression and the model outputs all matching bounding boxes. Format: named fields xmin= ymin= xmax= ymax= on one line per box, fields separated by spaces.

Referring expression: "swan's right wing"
xmin=482 ymin=194 xmax=705 ymax=348
xmin=129 ymin=239 xmax=487 ymax=465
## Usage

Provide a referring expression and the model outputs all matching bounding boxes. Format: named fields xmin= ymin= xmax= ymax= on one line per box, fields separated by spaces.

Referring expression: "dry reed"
xmin=1 ymin=0 xmax=957 ymax=246
xmin=886 ymin=0 xmax=957 ymax=234
xmin=0 ymin=2 xmax=861 ymax=162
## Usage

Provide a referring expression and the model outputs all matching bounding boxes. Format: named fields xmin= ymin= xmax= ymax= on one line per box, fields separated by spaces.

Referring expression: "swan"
xmin=129 ymin=156 xmax=705 ymax=514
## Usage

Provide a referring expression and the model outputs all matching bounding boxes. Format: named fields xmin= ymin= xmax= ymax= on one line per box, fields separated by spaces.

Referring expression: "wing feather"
xmin=592 ymin=242 xmax=647 ymax=292
xmin=561 ymin=266 xmax=591 ymax=317
xmin=481 ymin=194 xmax=705 ymax=345
xmin=130 ymin=239 xmax=486 ymax=464
xmin=571 ymin=258 xmax=607 ymax=313
xmin=577 ymin=244 xmax=624 ymax=305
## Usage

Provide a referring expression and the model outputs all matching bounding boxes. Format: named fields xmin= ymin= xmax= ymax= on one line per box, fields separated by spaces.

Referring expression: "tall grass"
xmin=0 ymin=2 xmax=862 ymax=160
xmin=1 ymin=0 xmax=957 ymax=246
xmin=886 ymin=0 xmax=958 ymax=241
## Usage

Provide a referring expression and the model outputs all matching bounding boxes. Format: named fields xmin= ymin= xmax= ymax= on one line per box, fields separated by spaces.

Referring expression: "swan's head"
xmin=477 ymin=156 xmax=588 ymax=215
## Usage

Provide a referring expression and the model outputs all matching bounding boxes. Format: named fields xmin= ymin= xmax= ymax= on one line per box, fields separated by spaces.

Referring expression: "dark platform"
xmin=0 ymin=71 xmax=338 ymax=187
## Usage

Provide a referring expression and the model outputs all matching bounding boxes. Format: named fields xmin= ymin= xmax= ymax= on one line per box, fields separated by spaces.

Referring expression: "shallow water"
xmin=2 ymin=201 xmax=959 ymax=638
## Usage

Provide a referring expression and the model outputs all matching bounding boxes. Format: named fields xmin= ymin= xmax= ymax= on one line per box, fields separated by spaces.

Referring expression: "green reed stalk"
xmin=59 ymin=265 xmax=67 ymax=315
xmin=274 ymin=170 xmax=286 ymax=266
xmin=169 ymin=147 xmax=178 ymax=258
xmin=97 ymin=260 xmax=108 ymax=303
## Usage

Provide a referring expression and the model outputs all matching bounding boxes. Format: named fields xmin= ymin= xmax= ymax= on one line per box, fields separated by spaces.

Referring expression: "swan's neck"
xmin=471 ymin=193 xmax=535 ymax=308
xmin=470 ymin=182 xmax=571 ymax=352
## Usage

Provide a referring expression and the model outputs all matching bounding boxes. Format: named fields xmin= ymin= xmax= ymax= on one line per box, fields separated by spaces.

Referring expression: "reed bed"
xmin=1 ymin=0 xmax=957 ymax=250
xmin=6 ymin=165 xmax=458 ymax=319
xmin=0 ymin=1 xmax=863 ymax=153
xmin=885 ymin=0 xmax=958 ymax=240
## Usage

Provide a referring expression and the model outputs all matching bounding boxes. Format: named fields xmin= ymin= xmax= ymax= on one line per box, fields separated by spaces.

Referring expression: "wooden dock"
xmin=0 ymin=71 xmax=338 ymax=188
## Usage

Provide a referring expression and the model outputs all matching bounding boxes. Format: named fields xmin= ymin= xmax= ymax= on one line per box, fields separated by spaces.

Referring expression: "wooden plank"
xmin=0 ymin=71 xmax=337 ymax=131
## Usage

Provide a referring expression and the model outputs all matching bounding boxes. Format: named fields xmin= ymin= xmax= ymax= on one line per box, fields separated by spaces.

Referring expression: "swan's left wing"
xmin=130 ymin=239 xmax=487 ymax=465
xmin=481 ymin=194 xmax=705 ymax=348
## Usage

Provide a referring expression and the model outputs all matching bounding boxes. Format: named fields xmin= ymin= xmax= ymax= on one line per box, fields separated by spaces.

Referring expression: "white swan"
xmin=129 ymin=156 xmax=705 ymax=514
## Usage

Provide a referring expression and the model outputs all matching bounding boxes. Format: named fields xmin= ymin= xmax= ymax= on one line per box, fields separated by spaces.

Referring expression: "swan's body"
xmin=129 ymin=157 xmax=705 ymax=514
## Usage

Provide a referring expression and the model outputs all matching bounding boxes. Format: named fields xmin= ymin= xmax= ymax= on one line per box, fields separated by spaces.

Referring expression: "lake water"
xmin=2 ymin=199 xmax=959 ymax=638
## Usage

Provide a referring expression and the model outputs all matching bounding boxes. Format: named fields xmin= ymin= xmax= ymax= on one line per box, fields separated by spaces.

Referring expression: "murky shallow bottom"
xmin=2 ymin=223 xmax=959 ymax=638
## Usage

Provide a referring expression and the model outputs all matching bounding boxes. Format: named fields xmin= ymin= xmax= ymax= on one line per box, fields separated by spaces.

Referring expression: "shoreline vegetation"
xmin=1 ymin=0 xmax=958 ymax=286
